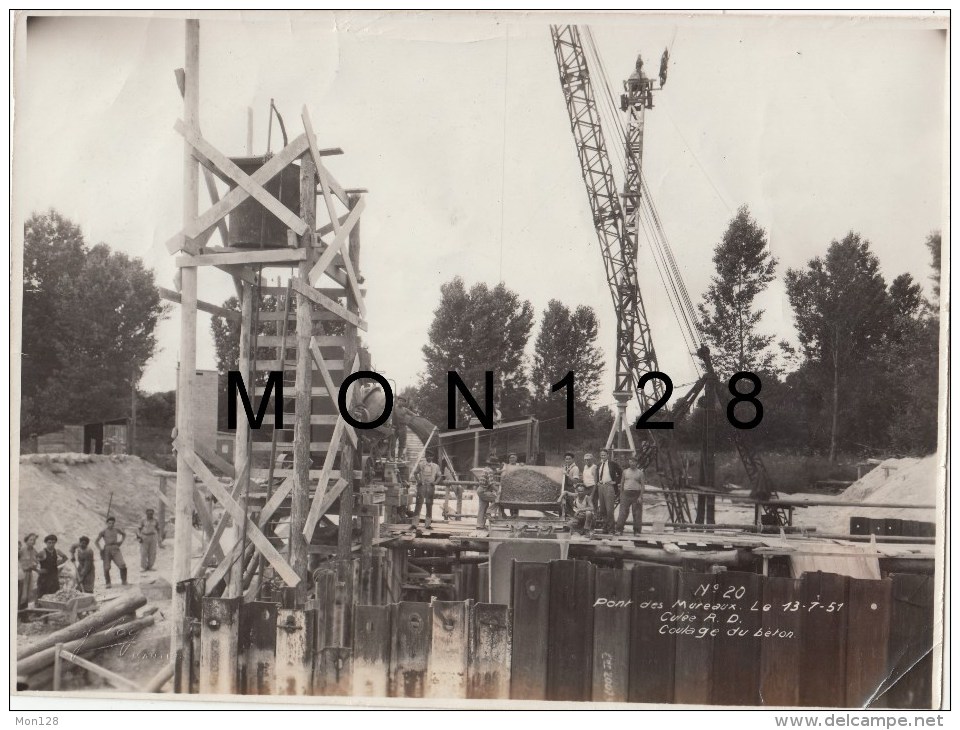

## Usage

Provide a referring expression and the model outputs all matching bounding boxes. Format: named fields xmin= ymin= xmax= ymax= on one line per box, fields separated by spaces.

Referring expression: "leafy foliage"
xmin=697 ymin=206 xmax=779 ymax=378
xmin=530 ymin=299 xmax=605 ymax=451
xmin=21 ymin=211 xmax=168 ymax=435
xmin=415 ymin=277 xmax=534 ymax=428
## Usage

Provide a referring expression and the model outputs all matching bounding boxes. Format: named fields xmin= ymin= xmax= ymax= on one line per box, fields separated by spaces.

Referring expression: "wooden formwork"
xmin=166 ymin=20 xmax=369 ymax=691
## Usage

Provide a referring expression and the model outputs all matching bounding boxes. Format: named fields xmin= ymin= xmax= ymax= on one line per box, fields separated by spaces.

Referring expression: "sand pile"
xmin=499 ymin=465 xmax=564 ymax=503
xmin=16 ymin=454 xmax=164 ymax=544
xmin=795 ymin=455 xmax=940 ymax=534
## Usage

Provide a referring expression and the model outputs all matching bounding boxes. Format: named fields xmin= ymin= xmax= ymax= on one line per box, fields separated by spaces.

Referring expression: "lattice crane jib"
xmin=550 ymin=26 xmax=664 ymax=458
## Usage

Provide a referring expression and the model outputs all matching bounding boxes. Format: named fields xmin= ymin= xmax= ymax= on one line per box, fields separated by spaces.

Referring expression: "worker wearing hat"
xmin=36 ymin=534 xmax=68 ymax=598
xmin=475 ymin=454 xmax=501 ymax=529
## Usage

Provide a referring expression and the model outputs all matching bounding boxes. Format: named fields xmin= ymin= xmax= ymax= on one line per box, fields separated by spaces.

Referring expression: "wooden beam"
xmin=165 ymin=135 xmax=308 ymax=254
xmin=291 ymin=277 xmax=366 ymax=331
xmin=159 ymin=287 xmax=241 ymax=322
xmin=307 ymin=199 xmax=364 ymax=288
xmin=172 ymin=18 xmax=200 ymax=694
xmin=174 ymin=119 xmax=309 ymax=238
xmin=317 ymin=213 xmax=352 ymax=237
xmin=59 ymin=649 xmax=141 ymax=691
xmin=201 ymin=167 xmax=229 ymax=245
xmin=177 ymin=442 xmax=300 ymax=587
xmin=302 ymin=423 xmax=347 ymax=540
xmin=176 ymin=248 xmax=307 ymax=268
xmin=289 ymin=151 xmax=317 ymax=588
xmin=309 ymin=337 xmax=357 ymax=448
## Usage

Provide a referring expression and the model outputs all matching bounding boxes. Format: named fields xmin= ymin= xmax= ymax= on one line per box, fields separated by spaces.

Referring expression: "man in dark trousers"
xmin=37 ymin=535 xmax=68 ymax=598
xmin=137 ymin=508 xmax=161 ymax=571
xmin=595 ymin=448 xmax=623 ymax=533
xmin=70 ymin=536 xmax=96 ymax=593
xmin=95 ymin=516 xmax=128 ymax=587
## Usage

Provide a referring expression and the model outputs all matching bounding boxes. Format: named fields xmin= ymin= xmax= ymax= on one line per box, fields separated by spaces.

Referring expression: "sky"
xmin=13 ymin=11 xmax=948 ymax=415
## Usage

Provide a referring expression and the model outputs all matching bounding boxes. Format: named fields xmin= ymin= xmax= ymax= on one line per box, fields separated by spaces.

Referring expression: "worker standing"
xmin=615 ymin=454 xmax=645 ymax=535
xmin=70 ymin=536 xmax=96 ymax=593
xmin=137 ymin=508 xmax=161 ymax=572
xmin=581 ymin=452 xmax=599 ymax=503
xmin=18 ymin=533 xmax=40 ymax=609
xmin=389 ymin=396 xmax=413 ymax=461
xmin=36 ymin=534 xmax=68 ymax=598
xmin=596 ymin=448 xmax=622 ymax=533
xmin=95 ymin=516 xmax=128 ymax=587
xmin=411 ymin=452 xmax=442 ymax=531
xmin=475 ymin=456 xmax=501 ymax=530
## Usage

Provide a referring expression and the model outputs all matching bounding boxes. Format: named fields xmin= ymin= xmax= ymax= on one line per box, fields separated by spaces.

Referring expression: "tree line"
xmin=21 ymin=208 xmax=940 ymax=465
xmin=407 ymin=208 xmax=941 ymax=461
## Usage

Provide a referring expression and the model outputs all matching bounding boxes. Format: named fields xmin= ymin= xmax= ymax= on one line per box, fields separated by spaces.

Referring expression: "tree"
xmin=697 ymin=206 xmax=779 ymax=378
xmin=530 ymin=300 xmax=605 ymax=451
xmin=21 ymin=210 xmax=87 ymax=434
xmin=784 ymin=233 xmax=891 ymax=461
xmin=925 ymin=231 xmax=942 ymax=307
xmin=21 ymin=212 xmax=167 ymax=435
xmin=416 ymin=277 xmax=534 ymax=429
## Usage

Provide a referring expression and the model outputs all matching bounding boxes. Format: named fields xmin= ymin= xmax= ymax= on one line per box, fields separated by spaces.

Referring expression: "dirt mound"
xmin=796 ymin=455 xmax=940 ymax=534
xmin=16 ymin=453 xmax=164 ymax=544
xmin=499 ymin=466 xmax=563 ymax=503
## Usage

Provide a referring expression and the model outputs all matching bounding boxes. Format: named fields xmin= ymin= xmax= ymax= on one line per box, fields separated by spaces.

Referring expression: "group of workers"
xmin=560 ymin=449 xmax=647 ymax=535
xmin=17 ymin=509 xmax=164 ymax=609
xmin=405 ymin=448 xmax=647 ymax=535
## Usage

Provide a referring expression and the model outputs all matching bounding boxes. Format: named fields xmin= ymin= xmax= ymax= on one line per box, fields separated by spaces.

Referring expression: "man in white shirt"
xmin=411 ymin=452 xmax=443 ymax=530
xmin=560 ymin=451 xmax=581 ymax=516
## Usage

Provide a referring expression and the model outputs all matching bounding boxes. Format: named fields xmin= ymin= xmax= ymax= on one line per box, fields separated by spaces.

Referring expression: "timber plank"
xmin=510 ymin=561 xmax=550 ymax=700
xmin=240 ymin=601 xmax=278 ymax=695
xmin=426 ymin=600 xmax=471 ymax=699
xmin=673 ymin=570 xmax=716 ymax=705
xmin=799 ymin=571 xmax=849 ymax=707
xmin=390 ymin=602 xmax=432 ymax=698
xmin=546 ymin=559 xmax=595 ymax=701
xmin=199 ymin=597 xmax=240 ymax=695
xmin=468 ymin=603 xmax=511 ymax=700
xmin=275 ymin=608 xmax=313 ymax=695
xmin=592 ymin=567 xmax=631 ymax=702
xmin=846 ymin=577 xmax=892 ymax=708
xmin=881 ymin=573 xmax=934 ymax=708
xmin=629 ymin=564 xmax=678 ymax=704
xmin=759 ymin=577 xmax=802 ymax=707
xmin=353 ymin=605 xmax=392 ymax=697
xmin=710 ymin=571 xmax=762 ymax=706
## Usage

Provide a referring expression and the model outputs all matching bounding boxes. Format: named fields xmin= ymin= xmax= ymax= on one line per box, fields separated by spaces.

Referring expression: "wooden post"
xmin=289 ymin=154 xmax=317 ymax=592
xmin=172 ymin=17 xmax=200 ymax=693
xmin=246 ymin=106 xmax=254 ymax=155
xmin=157 ymin=475 xmax=167 ymax=542
xmin=473 ymin=431 xmax=480 ymax=470
xmin=228 ymin=281 xmax=253 ymax=598
xmin=52 ymin=643 xmax=63 ymax=692
xmin=338 ymin=193 xmax=362 ymax=559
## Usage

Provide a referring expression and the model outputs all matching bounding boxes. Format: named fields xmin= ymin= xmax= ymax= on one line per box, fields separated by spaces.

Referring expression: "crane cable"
xmin=583 ymin=27 xmax=704 ymax=371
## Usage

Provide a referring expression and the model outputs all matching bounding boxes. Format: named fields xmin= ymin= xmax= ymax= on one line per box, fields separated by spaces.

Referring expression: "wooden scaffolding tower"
xmin=166 ymin=20 xmax=371 ymax=693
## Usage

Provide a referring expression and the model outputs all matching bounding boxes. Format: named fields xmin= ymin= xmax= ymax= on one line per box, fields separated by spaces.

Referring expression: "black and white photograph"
xmin=10 ymin=10 xmax=949 ymax=713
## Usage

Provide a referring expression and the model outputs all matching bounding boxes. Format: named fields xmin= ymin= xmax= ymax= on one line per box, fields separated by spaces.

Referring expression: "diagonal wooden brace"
xmin=175 ymin=119 xmax=308 ymax=239
xmin=292 ymin=277 xmax=366 ymax=331
xmin=309 ymin=337 xmax=358 ymax=449
xmin=165 ymin=133 xmax=311 ymax=254
xmin=177 ymin=441 xmax=300 ymax=587
xmin=307 ymin=198 xmax=365 ymax=293
xmin=302 ymin=352 xmax=360 ymax=539
xmin=203 ymin=476 xmax=292 ymax=590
